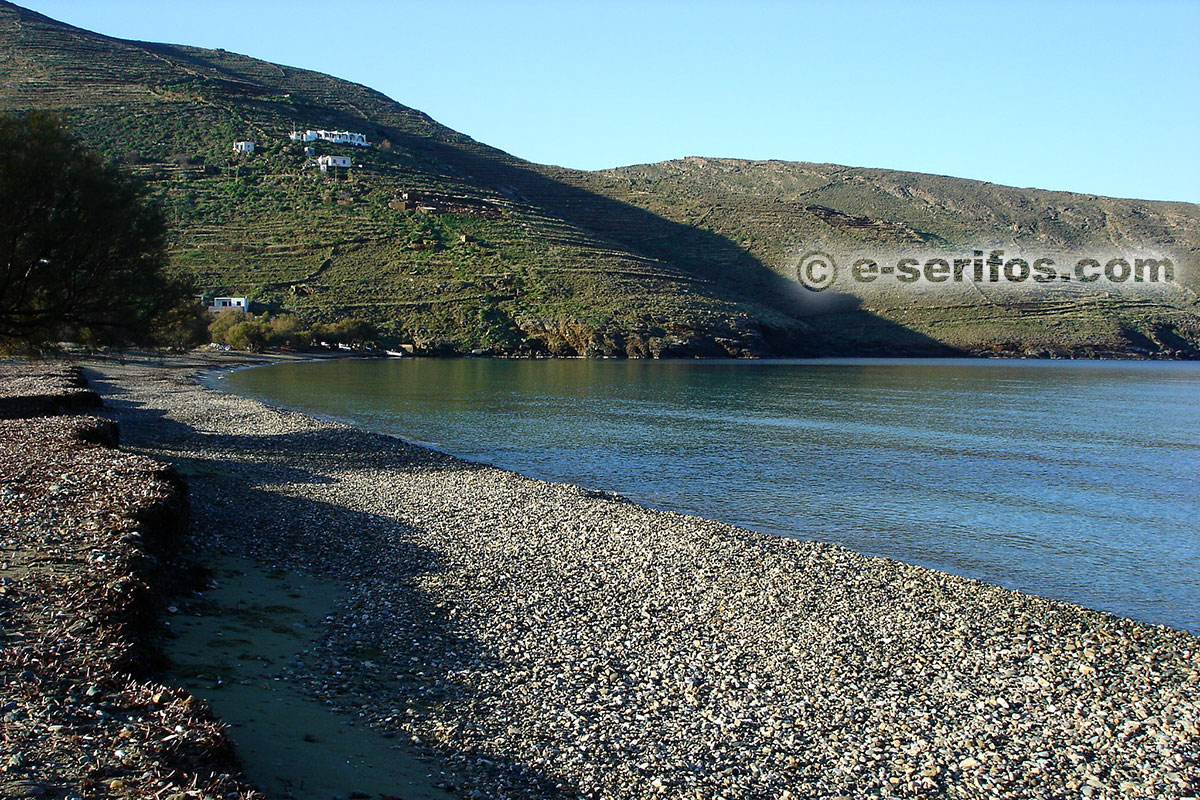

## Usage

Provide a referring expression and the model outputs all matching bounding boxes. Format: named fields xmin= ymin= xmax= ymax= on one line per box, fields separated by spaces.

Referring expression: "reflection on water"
xmin=219 ymin=358 xmax=1200 ymax=634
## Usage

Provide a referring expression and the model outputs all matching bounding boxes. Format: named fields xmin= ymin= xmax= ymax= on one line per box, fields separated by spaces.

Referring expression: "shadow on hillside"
xmin=411 ymin=136 xmax=960 ymax=355
xmin=421 ymin=138 xmax=810 ymax=310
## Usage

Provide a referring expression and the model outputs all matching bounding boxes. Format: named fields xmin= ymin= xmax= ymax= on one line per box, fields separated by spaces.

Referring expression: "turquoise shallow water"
xmin=216 ymin=357 xmax=1200 ymax=634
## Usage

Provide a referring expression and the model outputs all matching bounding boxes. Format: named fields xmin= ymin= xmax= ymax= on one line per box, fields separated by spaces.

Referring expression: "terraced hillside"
xmin=569 ymin=159 xmax=1200 ymax=356
xmin=2 ymin=1 xmax=1198 ymax=357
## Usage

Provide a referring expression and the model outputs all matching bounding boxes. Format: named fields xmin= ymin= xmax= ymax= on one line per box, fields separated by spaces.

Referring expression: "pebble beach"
xmin=0 ymin=363 xmax=260 ymax=799
xmin=81 ymin=355 xmax=1200 ymax=798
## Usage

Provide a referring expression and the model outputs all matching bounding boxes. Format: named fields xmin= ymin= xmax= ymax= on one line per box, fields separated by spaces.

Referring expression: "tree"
xmin=313 ymin=317 xmax=377 ymax=347
xmin=207 ymin=308 xmax=245 ymax=344
xmin=266 ymin=313 xmax=310 ymax=348
xmin=151 ymin=296 xmax=211 ymax=351
xmin=0 ymin=112 xmax=178 ymax=347
xmin=224 ymin=318 xmax=268 ymax=351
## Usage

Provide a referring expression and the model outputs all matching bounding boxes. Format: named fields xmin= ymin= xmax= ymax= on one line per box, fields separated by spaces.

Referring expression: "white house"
xmin=319 ymin=130 xmax=368 ymax=147
xmin=318 ymin=155 xmax=352 ymax=172
xmin=232 ymin=141 xmax=255 ymax=154
xmin=209 ymin=296 xmax=249 ymax=313
xmin=291 ymin=129 xmax=369 ymax=147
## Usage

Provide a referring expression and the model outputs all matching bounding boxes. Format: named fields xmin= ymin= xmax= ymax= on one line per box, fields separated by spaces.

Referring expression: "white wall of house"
xmin=209 ymin=296 xmax=249 ymax=312
xmin=317 ymin=155 xmax=352 ymax=172
xmin=289 ymin=129 xmax=369 ymax=147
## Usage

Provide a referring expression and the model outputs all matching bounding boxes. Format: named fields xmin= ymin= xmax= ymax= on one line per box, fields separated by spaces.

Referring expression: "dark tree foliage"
xmin=150 ymin=293 xmax=212 ymax=351
xmin=0 ymin=111 xmax=180 ymax=347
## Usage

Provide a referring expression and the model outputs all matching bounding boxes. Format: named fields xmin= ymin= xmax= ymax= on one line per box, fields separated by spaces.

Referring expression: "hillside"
xmin=572 ymin=159 xmax=1200 ymax=355
xmin=2 ymin=1 xmax=1198 ymax=357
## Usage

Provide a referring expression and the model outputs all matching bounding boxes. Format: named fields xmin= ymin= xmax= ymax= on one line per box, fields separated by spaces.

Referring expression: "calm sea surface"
xmin=216 ymin=358 xmax=1200 ymax=634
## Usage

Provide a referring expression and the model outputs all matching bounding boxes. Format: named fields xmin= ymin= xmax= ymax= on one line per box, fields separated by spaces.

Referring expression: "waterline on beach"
xmin=217 ymin=357 xmax=1200 ymax=634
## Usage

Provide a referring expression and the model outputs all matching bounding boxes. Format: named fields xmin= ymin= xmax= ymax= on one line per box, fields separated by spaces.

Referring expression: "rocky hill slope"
xmin=1 ymin=1 xmax=1197 ymax=356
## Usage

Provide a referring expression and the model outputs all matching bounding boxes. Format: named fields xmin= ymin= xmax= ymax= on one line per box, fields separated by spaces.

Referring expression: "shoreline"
xmin=204 ymin=353 xmax=1194 ymax=629
xmin=206 ymin=352 xmax=1200 ymax=638
xmin=82 ymin=353 xmax=1200 ymax=798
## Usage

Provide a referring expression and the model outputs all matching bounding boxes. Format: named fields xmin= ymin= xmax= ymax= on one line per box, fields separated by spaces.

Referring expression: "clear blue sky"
xmin=20 ymin=0 xmax=1200 ymax=202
